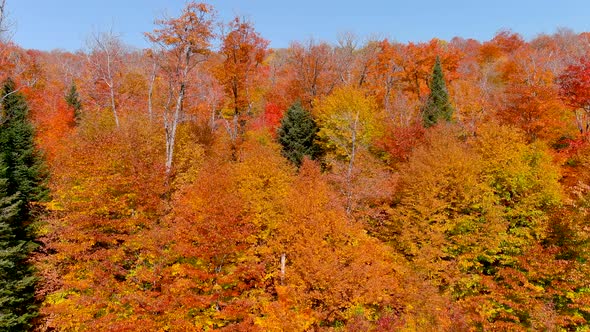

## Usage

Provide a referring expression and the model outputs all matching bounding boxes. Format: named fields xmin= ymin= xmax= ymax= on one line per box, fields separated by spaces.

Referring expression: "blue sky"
xmin=7 ymin=0 xmax=590 ymax=51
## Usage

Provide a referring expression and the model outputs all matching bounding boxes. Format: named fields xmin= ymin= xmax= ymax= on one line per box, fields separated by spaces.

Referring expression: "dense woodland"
xmin=3 ymin=1 xmax=590 ymax=331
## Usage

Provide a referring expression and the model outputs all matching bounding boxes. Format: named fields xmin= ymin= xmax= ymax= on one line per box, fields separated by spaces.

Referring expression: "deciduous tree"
xmin=557 ymin=56 xmax=590 ymax=135
xmin=145 ymin=1 xmax=215 ymax=175
xmin=287 ymin=39 xmax=337 ymax=110
xmin=215 ymin=16 xmax=268 ymax=138
xmin=315 ymin=86 xmax=382 ymax=214
xmin=86 ymin=30 xmax=124 ymax=127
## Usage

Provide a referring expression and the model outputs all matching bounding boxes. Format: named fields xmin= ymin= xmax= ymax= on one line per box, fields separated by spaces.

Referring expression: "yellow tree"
xmin=315 ymin=86 xmax=383 ymax=214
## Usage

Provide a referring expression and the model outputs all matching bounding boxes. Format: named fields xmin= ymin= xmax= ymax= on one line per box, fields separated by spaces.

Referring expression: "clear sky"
xmin=7 ymin=0 xmax=590 ymax=51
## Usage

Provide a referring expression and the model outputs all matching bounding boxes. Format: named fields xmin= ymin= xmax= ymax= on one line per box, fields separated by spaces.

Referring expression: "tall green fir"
xmin=0 ymin=78 xmax=49 ymax=224
xmin=277 ymin=102 xmax=322 ymax=167
xmin=65 ymin=83 xmax=82 ymax=125
xmin=422 ymin=56 xmax=454 ymax=128
xmin=0 ymin=160 xmax=37 ymax=331
xmin=0 ymin=78 xmax=48 ymax=330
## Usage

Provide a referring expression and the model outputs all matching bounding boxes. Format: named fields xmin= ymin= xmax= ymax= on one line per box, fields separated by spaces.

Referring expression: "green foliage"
xmin=422 ymin=56 xmax=454 ymax=128
xmin=0 ymin=78 xmax=49 ymax=224
xmin=277 ymin=102 xmax=321 ymax=167
xmin=65 ymin=83 xmax=82 ymax=125
xmin=0 ymin=161 xmax=38 ymax=331
xmin=0 ymin=78 xmax=47 ymax=330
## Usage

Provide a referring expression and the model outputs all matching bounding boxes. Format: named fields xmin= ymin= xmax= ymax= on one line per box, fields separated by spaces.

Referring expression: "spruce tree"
xmin=65 ymin=83 xmax=82 ymax=125
xmin=0 ymin=78 xmax=49 ymax=225
xmin=422 ymin=56 xmax=454 ymax=128
xmin=0 ymin=161 xmax=37 ymax=331
xmin=0 ymin=78 xmax=46 ymax=330
xmin=277 ymin=102 xmax=321 ymax=167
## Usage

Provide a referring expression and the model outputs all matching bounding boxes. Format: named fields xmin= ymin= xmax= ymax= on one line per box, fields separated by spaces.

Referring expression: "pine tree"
xmin=65 ymin=83 xmax=82 ymax=125
xmin=0 ymin=78 xmax=46 ymax=330
xmin=0 ymin=78 xmax=49 ymax=225
xmin=277 ymin=102 xmax=321 ymax=167
xmin=0 ymin=160 xmax=37 ymax=331
xmin=422 ymin=56 xmax=454 ymax=128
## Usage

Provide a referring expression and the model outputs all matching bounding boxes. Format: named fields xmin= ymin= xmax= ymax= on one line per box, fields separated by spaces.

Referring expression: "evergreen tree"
xmin=0 ymin=78 xmax=46 ymax=330
xmin=422 ymin=56 xmax=454 ymax=128
xmin=0 ymin=78 xmax=49 ymax=225
xmin=277 ymin=102 xmax=321 ymax=167
xmin=0 ymin=160 xmax=37 ymax=331
xmin=65 ymin=83 xmax=82 ymax=125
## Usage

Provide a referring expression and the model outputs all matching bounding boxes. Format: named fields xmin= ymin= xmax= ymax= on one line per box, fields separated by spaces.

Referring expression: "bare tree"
xmin=0 ymin=0 xmax=14 ymax=42
xmin=288 ymin=38 xmax=338 ymax=110
xmin=86 ymin=30 xmax=125 ymax=127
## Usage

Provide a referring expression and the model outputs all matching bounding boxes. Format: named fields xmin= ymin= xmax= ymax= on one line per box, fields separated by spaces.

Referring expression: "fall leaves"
xmin=2 ymin=1 xmax=590 ymax=330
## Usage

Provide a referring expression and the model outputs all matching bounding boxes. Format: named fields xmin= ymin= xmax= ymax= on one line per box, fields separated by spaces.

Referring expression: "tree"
xmin=0 ymin=78 xmax=48 ymax=224
xmin=368 ymin=39 xmax=403 ymax=118
xmin=287 ymin=39 xmax=338 ymax=110
xmin=497 ymin=46 xmax=566 ymax=142
xmin=315 ymin=86 xmax=382 ymax=214
xmin=86 ymin=30 xmax=124 ymax=128
xmin=259 ymin=160 xmax=401 ymax=329
xmin=215 ymin=16 xmax=268 ymax=138
xmin=0 ymin=160 xmax=37 ymax=331
xmin=277 ymin=102 xmax=320 ymax=167
xmin=0 ymin=0 xmax=7 ymax=37
xmin=37 ymin=112 xmax=169 ymax=331
xmin=422 ymin=56 xmax=454 ymax=127
xmin=0 ymin=79 xmax=46 ymax=331
xmin=65 ymin=83 xmax=82 ymax=125
xmin=145 ymin=1 xmax=215 ymax=176
xmin=557 ymin=57 xmax=590 ymax=135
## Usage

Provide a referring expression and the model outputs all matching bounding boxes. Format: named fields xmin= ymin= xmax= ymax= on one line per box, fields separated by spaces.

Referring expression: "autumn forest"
xmin=3 ymin=1 xmax=590 ymax=331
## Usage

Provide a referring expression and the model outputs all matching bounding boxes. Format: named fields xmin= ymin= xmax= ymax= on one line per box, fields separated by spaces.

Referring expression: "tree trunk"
xmin=164 ymin=45 xmax=191 ymax=177
xmin=109 ymin=82 xmax=119 ymax=128
xmin=280 ymin=253 xmax=286 ymax=285
xmin=148 ymin=61 xmax=156 ymax=121
xmin=345 ymin=112 xmax=359 ymax=216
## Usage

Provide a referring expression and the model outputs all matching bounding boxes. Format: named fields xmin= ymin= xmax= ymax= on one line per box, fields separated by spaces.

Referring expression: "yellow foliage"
xmin=172 ymin=123 xmax=206 ymax=188
xmin=314 ymin=86 xmax=384 ymax=160
xmin=233 ymin=133 xmax=293 ymax=241
xmin=390 ymin=123 xmax=563 ymax=308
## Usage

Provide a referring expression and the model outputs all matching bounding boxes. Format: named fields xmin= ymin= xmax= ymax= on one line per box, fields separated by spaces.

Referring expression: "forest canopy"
xmin=1 ymin=1 xmax=590 ymax=331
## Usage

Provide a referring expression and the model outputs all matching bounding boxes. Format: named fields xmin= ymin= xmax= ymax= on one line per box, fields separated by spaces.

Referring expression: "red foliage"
xmin=250 ymin=102 xmax=285 ymax=134
xmin=374 ymin=124 xmax=425 ymax=163
xmin=558 ymin=57 xmax=590 ymax=110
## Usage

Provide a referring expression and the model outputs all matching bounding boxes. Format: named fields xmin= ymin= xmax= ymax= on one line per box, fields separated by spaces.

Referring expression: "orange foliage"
xmin=13 ymin=6 xmax=590 ymax=331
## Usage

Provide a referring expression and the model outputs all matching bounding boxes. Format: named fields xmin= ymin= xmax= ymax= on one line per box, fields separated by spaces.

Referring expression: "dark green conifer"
xmin=422 ymin=56 xmax=454 ymax=127
xmin=65 ymin=83 xmax=82 ymax=125
xmin=0 ymin=78 xmax=49 ymax=224
xmin=0 ymin=160 xmax=37 ymax=331
xmin=277 ymin=102 xmax=321 ymax=167
xmin=0 ymin=79 xmax=48 ymax=330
